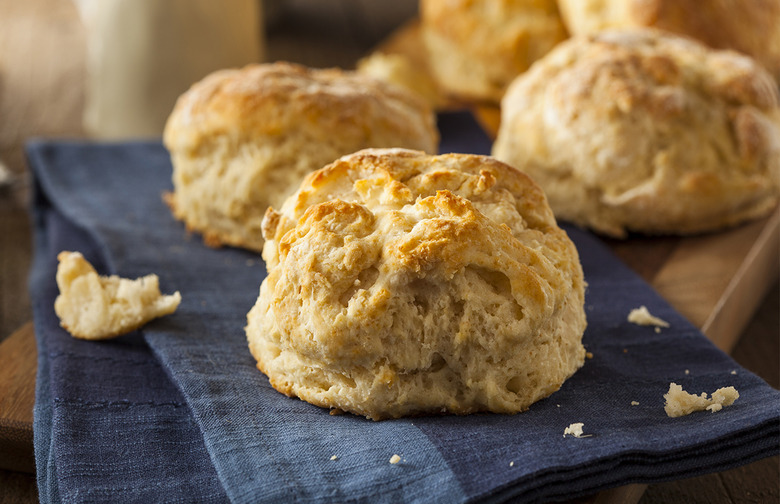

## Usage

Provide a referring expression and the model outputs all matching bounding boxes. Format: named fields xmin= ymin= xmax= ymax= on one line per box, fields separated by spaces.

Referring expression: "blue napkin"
xmin=29 ymin=113 xmax=779 ymax=503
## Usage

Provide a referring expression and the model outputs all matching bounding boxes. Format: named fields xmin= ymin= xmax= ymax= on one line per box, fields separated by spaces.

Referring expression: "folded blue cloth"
xmin=29 ymin=113 xmax=779 ymax=503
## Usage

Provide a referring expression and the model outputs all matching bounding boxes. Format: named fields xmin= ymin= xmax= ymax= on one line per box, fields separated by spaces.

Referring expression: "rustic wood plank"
xmin=641 ymin=471 xmax=735 ymax=504
xmin=717 ymin=456 xmax=780 ymax=504
xmin=0 ymin=469 xmax=38 ymax=504
xmin=700 ymin=209 xmax=779 ymax=351
xmin=730 ymin=282 xmax=780 ymax=390
xmin=0 ymin=199 xmax=32 ymax=345
xmin=0 ymin=322 xmax=36 ymax=473
xmin=592 ymin=484 xmax=649 ymax=504
xmin=652 ymin=209 xmax=779 ymax=352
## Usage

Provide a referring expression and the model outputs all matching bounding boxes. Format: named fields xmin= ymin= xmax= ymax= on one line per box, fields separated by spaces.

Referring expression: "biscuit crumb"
xmin=730 ymin=370 xmax=737 ymax=375
xmin=663 ymin=382 xmax=739 ymax=417
xmin=563 ymin=422 xmax=591 ymax=438
xmin=389 ymin=454 xmax=402 ymax=464
xmin=509 ymin=461 xmax=514 ymax=467
xmin=628 ymin=306 xmax=670 ymax=328
xmin=54 ymin=251 xmax=181 ymax=340
xmin=630 ymin=401 xmax=640 ymax=406
xmin=585 ymin=351 xmax=594 ymax=359
xmin=330 ymin=455 xmax=338 ymax=461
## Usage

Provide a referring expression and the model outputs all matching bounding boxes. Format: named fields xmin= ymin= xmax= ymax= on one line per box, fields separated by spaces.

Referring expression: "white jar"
xmin=74 ymin=0 xmax=264 ymax=139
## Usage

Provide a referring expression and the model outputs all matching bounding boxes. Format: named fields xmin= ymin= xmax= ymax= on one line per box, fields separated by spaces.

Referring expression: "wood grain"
xmin=653 ymin=209 xmax=779 ymax=351
xmin=0 ymin=323 xmax=36 ymax=473
xmin=0 ymin=469 xmax=38 ymax=504
xmin=0 ymin=198 xmax=32 ymax=343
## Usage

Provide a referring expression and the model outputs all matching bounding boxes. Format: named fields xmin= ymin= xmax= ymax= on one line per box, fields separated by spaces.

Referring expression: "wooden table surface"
xmin=0 ymin=1 xmax=777 ymax=503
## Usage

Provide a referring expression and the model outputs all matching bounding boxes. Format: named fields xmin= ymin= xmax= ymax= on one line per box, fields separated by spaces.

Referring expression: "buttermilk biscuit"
xmin=493 ymin=29 xmax=780 ymax=237
xmin=163 ymin=62 xmax=438 ymax=252
xmin=357 ymin=51 xmax=444 ymax=110
xmin=420 ymin=0 xmax=568 ymax=105
xmin=246 ymin=148 xmax=586 ymax=420
xmin=54 ymin=251 xmax=181 ymax=340
xmin=556 ymin=0 xmax=780 ymax=80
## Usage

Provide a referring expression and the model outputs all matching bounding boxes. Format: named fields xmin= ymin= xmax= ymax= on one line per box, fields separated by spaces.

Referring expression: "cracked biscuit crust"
xmin=493 ymin=29 xmax=780 ymax=237
xmin=247 ymin=148 xmax=586 ymax=420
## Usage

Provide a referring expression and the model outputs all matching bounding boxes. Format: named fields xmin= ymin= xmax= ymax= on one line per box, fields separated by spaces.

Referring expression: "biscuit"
xmin=54 ymin=251 xmax=181 ymax=340
xmin=493 ymin=29 xmax=780 ymax=237
xmin=420 ymin=0 xmax=568 ymax=105
xmin=556 ymin=0 xmax=780 ymax=80
xmin=163 ymin=62 xmax=439 ymax=252
xmin=357 ymin=51 xmax=444 ymax=110
xmin=246 ymin=148 xmax=586 ymax=420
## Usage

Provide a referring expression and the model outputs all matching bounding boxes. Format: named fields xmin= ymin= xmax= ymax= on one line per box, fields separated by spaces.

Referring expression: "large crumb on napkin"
xmin=627 ymin=306 xmax=670 ymax=328
xmin=663 ymin=382 xmax=739 ymax=417
xmin=563 ymin=423 xmax=591 ymax=438
xmin=54 ymin=251 xmax=181 ymax=340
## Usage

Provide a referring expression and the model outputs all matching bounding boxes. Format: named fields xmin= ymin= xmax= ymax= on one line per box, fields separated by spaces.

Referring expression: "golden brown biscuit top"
xmin=507 ymin=29 xmax=780 ymax=190
xmin=534 ymin=29 xmax=779 ymax=115
xmin=260 ymin=149 xmax=574 ymax=303
xmin=557 ymin=0 xmax=780 ymax=79
xmin=495 ymin=28 xmax=780 ymax=237
xmin=263 ymin=148 xmax=558 ymax=249
xmin=260 ymin=149 xmax=582 ymax=371
xmin=163 ymin=62 xmax=437 ymax=154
